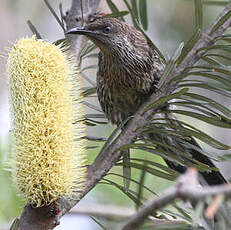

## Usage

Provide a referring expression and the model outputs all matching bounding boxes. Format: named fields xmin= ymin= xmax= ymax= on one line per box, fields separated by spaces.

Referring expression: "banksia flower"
xmin=7 ymin=37 xmax=86 ymax=207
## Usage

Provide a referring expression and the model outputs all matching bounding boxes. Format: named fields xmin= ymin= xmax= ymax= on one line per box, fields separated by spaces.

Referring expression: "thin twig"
xmin=122 ymin=169 xmax=231 ymax=230
xmin=70 ymin=203 xmax=185 ymax=225
xmin=70 ymin=204 xmax=135 ymax=219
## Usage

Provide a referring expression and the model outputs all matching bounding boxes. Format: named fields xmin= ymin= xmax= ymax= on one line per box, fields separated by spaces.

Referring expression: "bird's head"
xmin=66 ymin=18 xmax=149 ymax=56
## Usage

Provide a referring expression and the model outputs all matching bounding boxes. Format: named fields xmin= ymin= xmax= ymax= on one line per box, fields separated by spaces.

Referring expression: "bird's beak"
xmin=65 ymin=27 xmax=94 ymax=36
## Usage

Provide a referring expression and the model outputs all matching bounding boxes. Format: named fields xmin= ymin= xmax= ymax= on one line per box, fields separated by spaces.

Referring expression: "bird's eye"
xmin=103 ymin=26 xmax=112 ymax=33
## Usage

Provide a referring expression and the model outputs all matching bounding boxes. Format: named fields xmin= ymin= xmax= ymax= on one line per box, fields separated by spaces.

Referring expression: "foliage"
xmin=78 ymin=0 xmax=231 ymax=229
xmin=2 ymin=0 xmax=231 ymax=229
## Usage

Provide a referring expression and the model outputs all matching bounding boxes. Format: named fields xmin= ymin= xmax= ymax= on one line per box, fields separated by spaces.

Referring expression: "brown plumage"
xmin=80 ymin=18 xmax=163 ymax=125
xmin=66 ymin=18 xmax=226 ymax=186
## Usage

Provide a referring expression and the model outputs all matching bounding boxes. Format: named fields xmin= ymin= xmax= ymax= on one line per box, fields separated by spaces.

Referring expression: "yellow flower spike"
xmin=7 ymin=37 xmax=86 ymax=207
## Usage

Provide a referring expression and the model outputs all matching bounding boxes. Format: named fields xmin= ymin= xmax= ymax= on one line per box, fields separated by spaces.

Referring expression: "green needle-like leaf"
xmin=194 ymin=0 xmax=203 ymax=30
xmin=211 ymin=10 xmax=231 ymax=34
xmin=138 ymin=0 xmax=148 ymax=30
xmin=177 ymin=29 xmax=201 ymax=65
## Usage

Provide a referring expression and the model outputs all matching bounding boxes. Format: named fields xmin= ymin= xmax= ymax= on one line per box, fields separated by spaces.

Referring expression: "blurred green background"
xmin=0 ymin=0 xmax=230 ymax=229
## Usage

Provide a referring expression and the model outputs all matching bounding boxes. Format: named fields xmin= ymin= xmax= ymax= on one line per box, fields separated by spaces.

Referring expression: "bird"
xmin=66 ymin=17 xmax=227 ymax=186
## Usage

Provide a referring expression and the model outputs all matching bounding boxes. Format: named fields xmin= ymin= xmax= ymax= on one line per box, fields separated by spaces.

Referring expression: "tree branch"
xmin=70 ymin=204 xmax=135 ymax=219
xmin=122 ymin=168 xmax=231 ymax=230
xmin=70 ymin=204 xmax=185 ymax=224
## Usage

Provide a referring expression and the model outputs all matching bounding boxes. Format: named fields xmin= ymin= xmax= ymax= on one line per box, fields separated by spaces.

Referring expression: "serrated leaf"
xmin=196 ymin=72 xmax=231 ymax=85
xmin=139 ymin=0 xmax=148 ymax=30
xmin=150 ymin=118 xmax=221 ymax=161
xmin=117 ymin=143 xmax=184 ymax=166
xmin=152 ymin=116 xmax=227 ymax=157
xmin=220 ymin=153 xmax=231 ymax=160
xmin=222 ymin=37 xmax=231 ymax=43
xmin=145 ymin=222 xmax=191 ymax=230
xmin=84 ymin=101 xmax=102 ymax=113
xmin=85 ymin=121 xmax=96 ymax=126
xmin=161 ymin=208 xmax=192 ymax=223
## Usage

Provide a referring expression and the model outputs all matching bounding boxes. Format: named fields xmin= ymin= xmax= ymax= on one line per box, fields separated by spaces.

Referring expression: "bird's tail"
xmin=149 ymin=131 xmax=226 ymax=185
xmin=146 ymin=111 xmax=227 ymax=186
xmin=164 ymin=139 xmax=227 ymax=186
